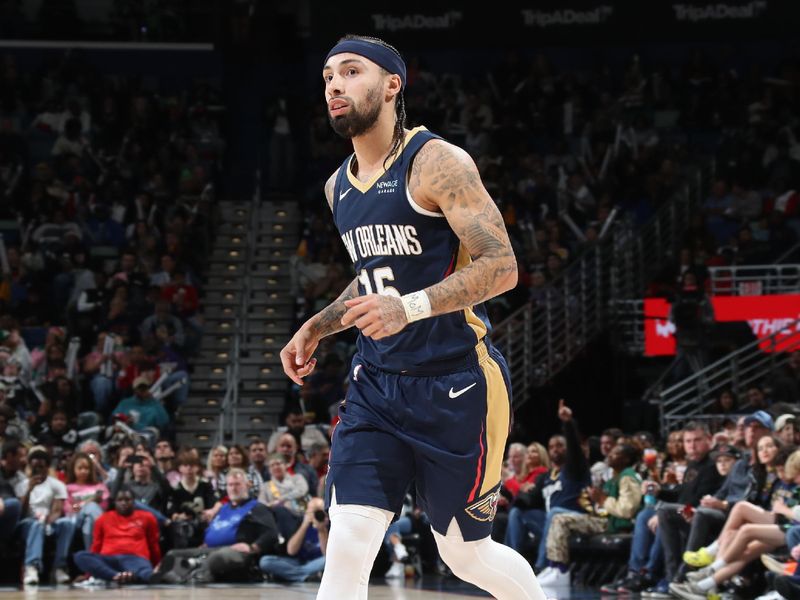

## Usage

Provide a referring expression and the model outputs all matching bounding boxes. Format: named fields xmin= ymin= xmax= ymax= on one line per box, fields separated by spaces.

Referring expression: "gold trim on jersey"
xmin=454 ymin=243 xmax=489 ymax=341
xmin=478 ymin=349 xmax=510 ymax=498
xmin=345 ymin=126 xmax=427 ymax=194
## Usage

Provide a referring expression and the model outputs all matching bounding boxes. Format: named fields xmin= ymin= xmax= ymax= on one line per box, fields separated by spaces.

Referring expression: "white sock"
xmin=710 ymin=557 xmax=727 ymax=572
xmin=697 ymin=576 xmax=716 ymax=592
xmin=705 ymin=540 xmax=719 ymax=556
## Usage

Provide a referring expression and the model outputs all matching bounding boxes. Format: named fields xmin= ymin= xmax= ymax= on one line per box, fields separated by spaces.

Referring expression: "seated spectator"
xmin=227 ymin=443 xmax=262 ymax=496
xmin=110 ymin=374 xmax=169 ymax=438
xmin=140 ymin=299 xmax=185 ymax=351
xmin=776 ymin=414 xmax=798 ymax=447
xmin=601 ymin=423 xmax=722 ymax=595
xmin=258 ymin=453 xmax=309 ymax=515
xmin=538 ymin=444 xmax=642 ymax=587
xmin=204 ymin=445 xmax=228 ymax=502
xmin=109 ymin=451 xmax=170 ymax=522
xmin=73 ymin=487 xmax=160 ymax=585
xmin=0 ymin=319 xmax=32 ymax=384
xmin=247 ymin=438 xmax=269 ymax=483
xmin=504 ymin=442 xmax=549 ymax=501
xmin=19 ymin=446 xmax=75 ymax=586
xmin=64 ymin=451 xmax=109 ymax=550
xmin=0 ymin=442 xmax=22 ymax=543
xmin=81 ymin=333 xmax=125 ymax=416
xmin=683 ymin=435 xmax=789 ymax=569
xmin=651 ymin=421 xmax=725 ymax=596
xmin=35 ymin=408 xmax=77 ymax=456
xmin=166 ymin=451 xmax=216 ymax=549
xmin=1 ymin=438 xmax=28 ymax=497
xmin=154 ymin=468 xmax=281 ymax=584
xmin=153 ymin=438 xmax=180 ymax=487
xmin=671 ymin=447 xmax=800 ymax=600
xmin=505 ymin=400 xmax=590 ymax=572
xmin=273 ymin=432 xmax=318 ymax=494
xmin=267 ymin=404 xmax=329 ymax=456
xmin=259 ymin=496 xmax=328 ymax=583
xmin=306 ymin=442 xmax=330 ymax=490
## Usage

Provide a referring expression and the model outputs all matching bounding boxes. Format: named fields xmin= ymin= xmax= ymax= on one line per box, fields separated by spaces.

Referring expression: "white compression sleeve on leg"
xmin=433 ymin=520 xmax=548 ymax=600
xmin=316 ymin=489 xmax=394 ymax=600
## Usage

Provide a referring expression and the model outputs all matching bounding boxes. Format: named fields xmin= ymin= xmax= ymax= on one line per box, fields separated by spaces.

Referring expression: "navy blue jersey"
xmin=332 ymin=126 xmax=491 ymax=373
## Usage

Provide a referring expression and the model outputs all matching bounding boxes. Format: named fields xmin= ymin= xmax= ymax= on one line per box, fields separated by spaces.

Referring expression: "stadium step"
xmin=179 ymin=198 xmax=302 ymax=453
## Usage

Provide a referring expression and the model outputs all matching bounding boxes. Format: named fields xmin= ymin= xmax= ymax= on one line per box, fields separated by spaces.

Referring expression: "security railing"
xmin=659 ymin=320 xmax=800 ymax=437
xmin=708 ymin=264 xmax=800 ymax=296
xmin=493 ymin=167 xmax=704 ymax=406
xmin=213 ymin=171 xmax=260 ymax=445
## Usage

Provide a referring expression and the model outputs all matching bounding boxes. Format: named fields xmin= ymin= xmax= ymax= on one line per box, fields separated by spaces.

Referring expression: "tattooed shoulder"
xmin=324 ymin=169 xmax=339 ymax=212
xmin=409 ymin=139 xmax=482 ymax=212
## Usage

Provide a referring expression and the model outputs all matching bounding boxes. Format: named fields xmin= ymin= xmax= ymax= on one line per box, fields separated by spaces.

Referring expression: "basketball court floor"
xmin=0 ymin=580 xmax=600 ymax=599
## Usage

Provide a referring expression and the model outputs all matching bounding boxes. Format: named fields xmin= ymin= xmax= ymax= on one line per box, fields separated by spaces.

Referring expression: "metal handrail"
xmin=777 ymin=241 xmax=800 ymax=264
xmin=493 ymin=165 xmax=704 ymax=404
xmin=659 ymin=320 xmax=800 ymax=437
xmin=708 ymin=264 xmax=800 ymax=296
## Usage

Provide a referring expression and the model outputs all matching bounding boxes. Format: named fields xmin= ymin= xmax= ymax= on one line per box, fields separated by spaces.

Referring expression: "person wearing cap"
xmin=775 ymin=413 xmax=797 ymax=447
xmin=280 ymin=34 xmax=545 ymax=600
xmin=680 ymin=411 xmax=773 ymax=573
xmin=18 ymin=446 xmax=76 ymax=586
xmin=110 ymin=374 xmax=169 ymax=436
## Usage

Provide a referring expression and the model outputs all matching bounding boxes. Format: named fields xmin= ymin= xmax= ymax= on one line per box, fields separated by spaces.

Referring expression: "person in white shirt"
xmin=18 ymin=447 xmax=76 ymax=586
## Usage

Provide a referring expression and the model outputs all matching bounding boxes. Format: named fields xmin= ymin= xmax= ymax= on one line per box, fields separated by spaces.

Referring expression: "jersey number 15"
xmin=358 ymin=267 xmax=400 ymax=297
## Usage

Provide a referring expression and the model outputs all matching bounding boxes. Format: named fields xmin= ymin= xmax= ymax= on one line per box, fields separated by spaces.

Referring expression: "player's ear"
xmin=385 ymin=74 xmax=402 ymax=101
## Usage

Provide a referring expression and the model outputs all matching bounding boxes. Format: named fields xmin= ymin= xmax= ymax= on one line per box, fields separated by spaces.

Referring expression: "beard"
xmin=329 ymin=87 xmax=382 ymax=139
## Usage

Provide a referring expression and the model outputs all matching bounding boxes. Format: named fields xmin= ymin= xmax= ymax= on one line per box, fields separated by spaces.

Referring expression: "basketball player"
xmin=280 ymin=35 xmax=547 ymax=600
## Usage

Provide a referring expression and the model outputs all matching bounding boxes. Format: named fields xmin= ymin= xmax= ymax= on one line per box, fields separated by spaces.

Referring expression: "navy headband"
xmin=325 ymin=39 xmax=406 ymax=90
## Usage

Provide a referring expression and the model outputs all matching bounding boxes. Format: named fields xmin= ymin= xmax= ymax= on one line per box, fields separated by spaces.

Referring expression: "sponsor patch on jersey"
xmin=464 ymin=485 xmax=501 ymax=522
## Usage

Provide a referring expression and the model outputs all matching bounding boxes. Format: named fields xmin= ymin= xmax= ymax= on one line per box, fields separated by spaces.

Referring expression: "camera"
xmin=314 ymin=509 xmax=327 ymax=523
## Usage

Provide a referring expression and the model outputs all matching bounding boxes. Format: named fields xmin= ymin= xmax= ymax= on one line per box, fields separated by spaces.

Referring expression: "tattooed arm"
xmin=409 ymin=140 xmax=517 ymax=313
xmin=341 ymin=140 xmax=516 ymax=339
xmin=280 ymin=168 xmax=357 ymax=385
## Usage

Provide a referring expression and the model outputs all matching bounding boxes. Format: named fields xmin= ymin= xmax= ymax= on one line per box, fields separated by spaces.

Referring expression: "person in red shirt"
xmin=503 ymin=442 xmax=550 ymax=499
xmin=73 ymin=487 xmax=161 ymax=584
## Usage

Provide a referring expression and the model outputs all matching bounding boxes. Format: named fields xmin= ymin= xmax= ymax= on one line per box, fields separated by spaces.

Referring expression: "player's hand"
xmin=557 ymin=399 xmax=572 ymax=422
xmin=280 ymin=322 xmax=319 ymax=386
xmin=341 ymin=294 xmax=408 ymax=340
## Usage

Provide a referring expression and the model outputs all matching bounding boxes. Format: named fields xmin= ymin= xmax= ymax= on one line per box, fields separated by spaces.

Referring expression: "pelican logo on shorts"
xmin=464 ymin=486 xmax=501 ymax=522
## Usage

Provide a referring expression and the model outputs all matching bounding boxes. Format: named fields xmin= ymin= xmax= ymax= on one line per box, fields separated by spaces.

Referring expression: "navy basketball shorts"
xmin=324 ymin=341 xmax=511 ymax=541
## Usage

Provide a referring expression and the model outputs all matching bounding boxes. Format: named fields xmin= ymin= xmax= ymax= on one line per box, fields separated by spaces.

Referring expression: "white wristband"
xmin=401 ymin=290 xmax=432 ymax=323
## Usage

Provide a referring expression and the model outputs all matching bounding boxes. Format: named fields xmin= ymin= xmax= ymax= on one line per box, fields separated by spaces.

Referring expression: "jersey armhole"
xmin=406 ymin=145 xmax=446 ymax=218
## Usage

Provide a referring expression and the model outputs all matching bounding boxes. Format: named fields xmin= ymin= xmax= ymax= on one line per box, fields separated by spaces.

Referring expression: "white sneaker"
xmin=755 ymin=591 xmax=786 ymax=600
xmin=72 ymin=577 xmax=107 ymax=588
xmin=55 ymin=568 xmax=71 ymax=584
xmin=23 ymin=565 xmax=39 ymax=586
xmin=543 ymin=568 xmax=570 ymax=587
xmin=536 ymin=567 xmax=556 ymax=585
xmin=393 ymin=542 xmax=408 ymax=562
xmin=384 ymin=562 xmax=405 ymax=579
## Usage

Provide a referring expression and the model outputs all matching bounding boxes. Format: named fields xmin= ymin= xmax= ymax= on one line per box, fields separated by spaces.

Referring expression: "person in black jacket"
xmin=154 ymin=469 xmax=285 ymax=583
xmin=504 ymin=400 xmax=591 ymax=572
xmin=0 ymin=453 xmax=21 ymax=544
xmin=654 ymin=421 xmax=724 ymax=590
